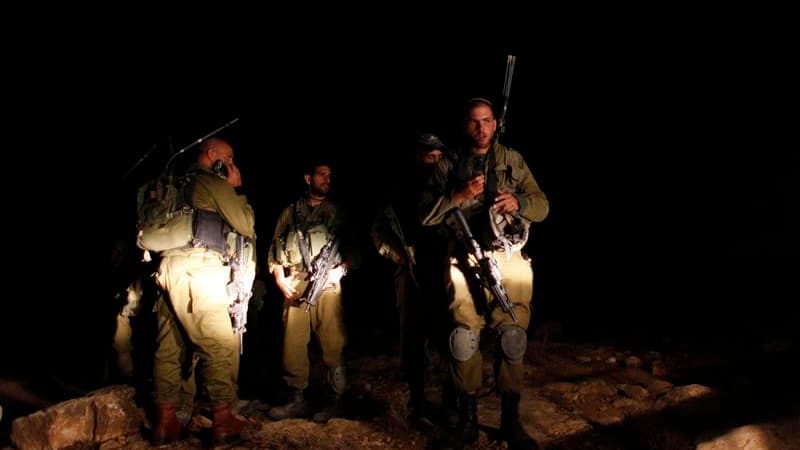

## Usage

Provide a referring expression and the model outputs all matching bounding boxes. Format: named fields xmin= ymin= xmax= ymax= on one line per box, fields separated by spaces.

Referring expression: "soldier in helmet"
xmin=420 ymin=98 xmax=549 ymax=450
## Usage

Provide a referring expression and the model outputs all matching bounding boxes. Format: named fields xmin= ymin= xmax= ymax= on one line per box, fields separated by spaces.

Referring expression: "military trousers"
xmin=448 ymin=250 xmax=532 ymax=394
xmin=112 ymin=313 xmax=134 ymax=378
xmin=396 ymin=263 xmax=450 ymax=399
xmin=154 ymin=248 xmax=237 ymax=405
xmin=282 ymin=280 xmax=346 ymax=390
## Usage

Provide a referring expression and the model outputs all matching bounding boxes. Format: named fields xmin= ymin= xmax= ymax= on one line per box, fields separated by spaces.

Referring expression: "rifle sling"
xmin=457 ymin=149 xmax=498 ymax=200
xmin=294 ymin=201 xmax=313 ymax=272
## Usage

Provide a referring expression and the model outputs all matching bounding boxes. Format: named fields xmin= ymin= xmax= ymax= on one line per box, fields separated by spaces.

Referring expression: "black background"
xmin=4 ymin=17 xmax=797 ymax=382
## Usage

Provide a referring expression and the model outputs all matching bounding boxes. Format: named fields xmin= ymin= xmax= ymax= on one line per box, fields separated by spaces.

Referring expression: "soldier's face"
xmin=307 ymin=165 xmax=331 ymax=196
xmin=465 ymin=104 xmax=496 ymax=148
xmin=419 ymin=149 xmax=443 ymax=165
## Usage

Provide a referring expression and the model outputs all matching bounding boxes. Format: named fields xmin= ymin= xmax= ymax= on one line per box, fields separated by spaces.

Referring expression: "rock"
xmin=696 ymin=417 xmax=800 ymax=450
xmin=652 ymin=360 xmax=668 ymax=377
xmin=625 ymin=355 xmax=642 ymax=368
xmin=618 ymin=384 xmax=650 ymax=400
xmin=655 ymin=384 xmax=718 ymax=416
xmin=11 ymin=385 xmax=140 ymax=450
xmin=577 ymin=379 xmax=616 ymax=398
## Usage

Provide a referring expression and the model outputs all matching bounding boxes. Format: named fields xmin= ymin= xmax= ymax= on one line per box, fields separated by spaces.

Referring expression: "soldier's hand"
xmin=493 ymin=192 xmax=519 ymax=214
xmin=276 ymin=278 xmax=296 ymax=301
xmin=327 ymin=265 xmax=346 ymax=286
xmin=389 ymin=249 xmax=406 ymax=266
xmin=273 ymin=267 xmax=297 ymax=301
xmin=226 ymin=163 xmax=242 ymax=188
xmin=467 ymin=252 xmax=480 ymax=267
xmin=466 ymin=174 xmax=485 ymax=198
xmin=454 ymin=174 xmax=485 ymax=204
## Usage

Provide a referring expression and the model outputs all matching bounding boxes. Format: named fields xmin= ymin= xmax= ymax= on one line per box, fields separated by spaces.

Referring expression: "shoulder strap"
xmin=456 ymin=150 xmax=499 ymax=201
xmin=176 ymin=168 xmax=202 ymax=209
xmin=485 ymin=149 xmax=498 ymax=197
xmin=294 ymin=200 xmax=312 ymax=271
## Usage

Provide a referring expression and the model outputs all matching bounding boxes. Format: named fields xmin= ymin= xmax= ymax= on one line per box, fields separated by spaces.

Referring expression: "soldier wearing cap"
xmin=371 ymin=133 xmax=453 ymax=428
xmin=421 ymin=99 xmax=548 ymax=450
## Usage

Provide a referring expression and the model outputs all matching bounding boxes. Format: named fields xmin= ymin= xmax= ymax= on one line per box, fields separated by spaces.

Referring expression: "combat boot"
xmin=440 ymin=377 xmax=459 ymax=428
xmin=312 ymin=392 xmax=344 ymax=423
xmin=500 ymin=392 xmax=538 ymax=450
xmin=312 ymin=365 xmax=346 ymax=423
xmin=267 ymin=388 xmax=310 ymax=420
xmin=152 ymin=402 xmax=186 ymax=444
xmin=211 ymin=402 xmax=248 ymax=444
xmin=407 ymin=390 xmax=434 ymax=431
xmin=440 ymin=392 xmax=478 ymax=450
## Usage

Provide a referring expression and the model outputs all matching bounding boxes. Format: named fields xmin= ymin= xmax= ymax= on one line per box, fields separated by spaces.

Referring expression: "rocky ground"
xmin=4 ymin=329 xmax=799 ymax=450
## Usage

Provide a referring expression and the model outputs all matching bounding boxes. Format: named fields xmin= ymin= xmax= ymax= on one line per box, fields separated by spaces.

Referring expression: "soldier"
xmin=421 ymin=99 xmax=549 ymax=450
xmin=104 ymin=239 xmax=139 ymax=383
xmin=371 ymin=133 xmax=452 ymax=428
xmin=151 ymin=137 xmax=254 ymax=445
xmin=267 ymin=160 xmax=353 ymax=423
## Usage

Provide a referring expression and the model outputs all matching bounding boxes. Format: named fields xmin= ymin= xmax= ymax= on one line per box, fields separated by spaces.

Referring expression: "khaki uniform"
xmin=154 ymin=164 xmax=255 ymax=406
xmin=268 ymin=199 xmax=347 ymax=390
xmin=111 ymin=277 xmax=142 ymax=379
xmin=422 ymin=143 xmax=549 ymax=394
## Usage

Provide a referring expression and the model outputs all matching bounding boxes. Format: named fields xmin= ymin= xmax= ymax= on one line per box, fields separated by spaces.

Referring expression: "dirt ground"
xmin=84 ymin=333 xmax=796 ymax=450
xmin=3 ymin=330 xmax=799 ymax=450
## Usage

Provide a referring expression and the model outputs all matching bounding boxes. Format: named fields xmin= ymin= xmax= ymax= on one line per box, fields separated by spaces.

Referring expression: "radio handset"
xmin=212 ymin=160 xmax=229 ymax=179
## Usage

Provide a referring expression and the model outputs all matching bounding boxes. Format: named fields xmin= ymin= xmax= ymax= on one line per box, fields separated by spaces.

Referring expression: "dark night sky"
xmin=4 ymin=19 xmax=797 ymax=377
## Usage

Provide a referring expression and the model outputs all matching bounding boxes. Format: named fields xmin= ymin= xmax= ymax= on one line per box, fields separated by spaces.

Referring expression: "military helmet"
xmin=489 ymin=208 xmax=530 ymax=253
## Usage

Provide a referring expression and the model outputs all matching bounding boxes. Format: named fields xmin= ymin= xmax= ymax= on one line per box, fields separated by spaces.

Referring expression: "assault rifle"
xmin=229 ymin=234 xmax=252 ymax=354
xmin=445 ymin=208 xmax=518 ymax=322
xmin=384 ymin=204 xmax=420 ymax=292
xmin=300 ymin=236 xmax=343 ymax=312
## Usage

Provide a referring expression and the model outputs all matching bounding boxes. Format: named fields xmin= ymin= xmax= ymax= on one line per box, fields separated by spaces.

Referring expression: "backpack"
xmin=135 ymin=173 xmax=195 ymax=252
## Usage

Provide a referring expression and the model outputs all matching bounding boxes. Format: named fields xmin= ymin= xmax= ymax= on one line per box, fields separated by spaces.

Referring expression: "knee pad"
xmin=498 ymin=324 xmax=527 ymax=363
xmin=327 ymin=365 xmax=346 ymax=395
xmin=449 ymin=326 xmax=480 ymax=362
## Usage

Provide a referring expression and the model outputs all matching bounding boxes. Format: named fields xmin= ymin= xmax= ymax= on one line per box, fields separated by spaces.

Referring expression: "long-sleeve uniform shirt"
xmin=419 ymin=142 xmax=549 ymax=394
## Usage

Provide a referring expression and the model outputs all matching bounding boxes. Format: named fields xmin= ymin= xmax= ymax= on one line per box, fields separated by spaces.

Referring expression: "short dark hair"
xmin=464 ymin=97 xmax=496 ymax=120
xmin=304 ymin=158 xmax=332 ymax=177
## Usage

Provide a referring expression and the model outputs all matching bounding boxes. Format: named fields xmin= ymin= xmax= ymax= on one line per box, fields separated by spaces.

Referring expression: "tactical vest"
xmin=455 ymin=148 xmax=530 ymax=252
xmin=277 ymin=202 xmax=333 ymax=268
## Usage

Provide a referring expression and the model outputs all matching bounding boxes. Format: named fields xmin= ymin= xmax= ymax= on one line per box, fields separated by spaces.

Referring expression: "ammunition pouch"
xmin=282 ymin=223 xmax=331 ymax=266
